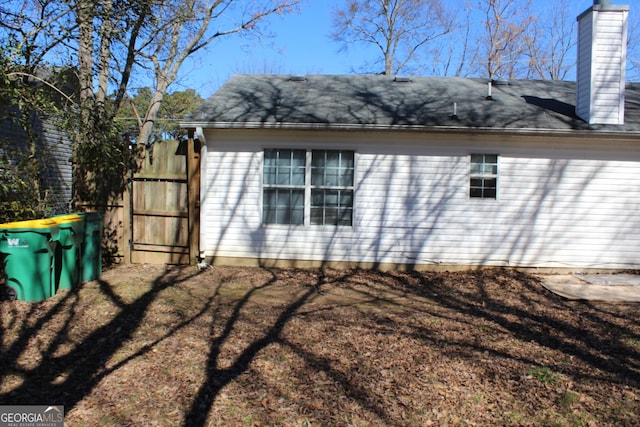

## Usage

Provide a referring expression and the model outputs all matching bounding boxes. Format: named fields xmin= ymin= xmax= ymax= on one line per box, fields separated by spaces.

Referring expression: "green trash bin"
xmin=50 ymin=213 xmax=85 ymax=291
xmin=0 ymin=218 xmax=60 ymax=302
xmin=79 ymin=212 xmax=102 ymax=282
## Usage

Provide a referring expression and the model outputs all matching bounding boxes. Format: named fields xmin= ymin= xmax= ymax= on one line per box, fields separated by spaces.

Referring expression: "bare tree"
xmin=477 ymin=0 xmax=534 ymax=80
xmin=2 ymin=0 xmax=302 ymax=204
xmin=0 ymin=0 xmax=75 ymax=72
xmin=132 ymin=0 xmax=302 ymax=145
xmin=427 ymin=1 xmax=476 ymax=77
xmin=331 ymin=0 xmax=453 ymax=76
xmin=525 ymin=0 xmax=575 ymax=80
xmin=626 ymin=7 xmax=640 ymax=81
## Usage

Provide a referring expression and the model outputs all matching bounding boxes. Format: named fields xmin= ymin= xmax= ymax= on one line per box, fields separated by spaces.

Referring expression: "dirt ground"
xmin=1 ymin=264 xmax=639 ymax=426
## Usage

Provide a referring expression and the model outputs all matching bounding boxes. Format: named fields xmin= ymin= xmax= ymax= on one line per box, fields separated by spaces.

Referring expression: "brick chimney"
xmin=576 ymin=0 xmax=629 ymax=125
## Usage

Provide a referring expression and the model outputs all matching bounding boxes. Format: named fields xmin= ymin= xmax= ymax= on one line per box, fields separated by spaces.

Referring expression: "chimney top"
xmin=578 ymin=1 xmax=628 ymax=20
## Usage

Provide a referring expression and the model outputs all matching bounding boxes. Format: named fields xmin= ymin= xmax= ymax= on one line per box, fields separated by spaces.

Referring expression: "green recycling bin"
xmin=79 ymin=212 xmax=102 ymax=282
xmin=0 ymin=218 xmax=60 ymax=301
xmin=50 ymin=213 xmax=84 ymax=291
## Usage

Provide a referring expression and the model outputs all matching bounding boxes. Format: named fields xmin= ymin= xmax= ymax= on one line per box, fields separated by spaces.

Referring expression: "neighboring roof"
xmin=182 ymin=74 xmax=640 ymax=135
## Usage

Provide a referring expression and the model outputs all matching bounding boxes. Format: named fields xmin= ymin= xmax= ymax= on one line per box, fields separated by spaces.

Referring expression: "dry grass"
xmin=1 ymin=264 xmax=639 ymax=426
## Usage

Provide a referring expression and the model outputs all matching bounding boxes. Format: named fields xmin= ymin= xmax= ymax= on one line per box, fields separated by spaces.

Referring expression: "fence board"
xmin=130 ymin=140 xmax=193 ymax=264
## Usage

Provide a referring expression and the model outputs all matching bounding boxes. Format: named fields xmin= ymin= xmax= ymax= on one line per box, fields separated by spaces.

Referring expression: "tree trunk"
xmin=76 ymin=0 xmax=94 ymax=124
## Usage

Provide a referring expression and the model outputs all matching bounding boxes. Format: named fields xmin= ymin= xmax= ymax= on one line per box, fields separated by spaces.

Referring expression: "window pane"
xmin=311 ymin=150 xmax=354 ymax=187
xmin=263 ymin=189 xmax=276 ymax=207
xmin=470 ymin=163 xmax=484 ymax=174
xmin=289 ymin=207 xmax=304 ymax=225
xmin=325 ymin=150 xmax=340 ymax=168
xmin=311 ymin=151 xmax=325 ymax=168
xmin=324 ymin=169 xmax=340 ymax=186
xmin=263 ymin=170 xmax=276 ymax=185
xmin=262 ymin=189 xmax=276 ymax=223
xmin=311 ymin=169 xmax=324 ymax=186
xmin=264 ymin=149 xmax=306 ymax=186
xmin=341 ymin=151 xmax=354 ymax=168
xmin=291 ymin=150 xmax=306 ymax=166
xmin=483 ymin=188 xmax=497 ymax=199
xmin=470 ymin=154 xmax=484 ymax=164
xmin=484 ymin=154 xmax=498 ymax=164
xmin=263 ymin=189 xmax=304 ymax=224
xmin=312 ymin=191 xmax=324 ymax=205
xmin=264 ymin=149 xmax=277 ymax=166
xmin=470 ymin=178 xmax=483 ymax=187
xmin=339 ymin=169 xmax=354 ymax=186
xmin=485 ymin=164 xmax=498 ymax=175
xmin=325 ymin=191 xmax=339 ymax=206
xmin=290 ymin=190 xmax=304 ymax=208
xmin=469 ymin=187 xmax=483 ymax=198
xmin=276 ymin=169 xmax=290 ymax=185
xmin=310 ymin=208 xmax=323 ymax=224
xmin=275 ymin=156 xmax=288 ymax=167
xmin=341 ymin=191 xmax=353 ymax=206
xmin=338 ymin=207 xmax=353 ymax=226
xmin=311 ymin=189 xmax=353 ymax=225
xmin=483 ymin=178 xmax=497 ymax=191
xmin=324 ymin=208 xmax=338 ymax=225
xmin=276 ymin=190 xmax=290 ymax=207
xmin=291 ymin=168 xmax=305 ymax=185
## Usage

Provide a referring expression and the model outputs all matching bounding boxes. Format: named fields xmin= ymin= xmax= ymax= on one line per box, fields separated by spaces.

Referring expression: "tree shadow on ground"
xmin=0 ymin=266 xmax=638 ymax=426
xmin=0 ymin=266 xmax=206 ymax=408
xmin=380 ymin=269 xmax=640 ymax=388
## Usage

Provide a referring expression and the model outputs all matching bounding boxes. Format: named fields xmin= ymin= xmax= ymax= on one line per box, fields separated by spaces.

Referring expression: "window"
xmin=263 ymin=149 xmax=354 ymax=226
xmin=263 ymin=149 xmax=306 ymax=225
xmin=310 ymin=150 xmax=354 ymax=225
xmin=469 ymin=154 xmax=498 ymax=199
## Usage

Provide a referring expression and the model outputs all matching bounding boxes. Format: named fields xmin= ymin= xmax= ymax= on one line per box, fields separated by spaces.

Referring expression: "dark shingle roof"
xmin=183 ymin=74 xmax=640 ymax=134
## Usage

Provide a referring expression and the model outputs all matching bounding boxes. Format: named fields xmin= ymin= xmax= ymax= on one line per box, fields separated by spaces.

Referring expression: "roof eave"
xmin=179 ymin=121 xmax=640 ymax=139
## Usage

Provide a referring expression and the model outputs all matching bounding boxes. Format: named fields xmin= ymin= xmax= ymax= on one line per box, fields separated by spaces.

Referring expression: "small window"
xmin=470 ymin=154 xmax=498 ymax=199
xmin=263 ymin=149 xmax=355 ymax=226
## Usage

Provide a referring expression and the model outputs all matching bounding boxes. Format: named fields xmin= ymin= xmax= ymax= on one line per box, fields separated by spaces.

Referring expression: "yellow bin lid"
xmin=50 ymin=214 xmax=84 ymax=224
xmin=0 ymin=218 xmax=59 ymax=229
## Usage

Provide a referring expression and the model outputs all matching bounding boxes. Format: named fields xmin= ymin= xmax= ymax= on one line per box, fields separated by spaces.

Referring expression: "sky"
xmin=176 ymin=0 xmax=640 ymax=98
xmin=177 ymin=1 xmax=351 ymax=97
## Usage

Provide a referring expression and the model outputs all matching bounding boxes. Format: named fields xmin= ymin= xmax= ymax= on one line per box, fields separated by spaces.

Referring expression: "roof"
xmin=182 ymin=74 xmax=640 ymax=136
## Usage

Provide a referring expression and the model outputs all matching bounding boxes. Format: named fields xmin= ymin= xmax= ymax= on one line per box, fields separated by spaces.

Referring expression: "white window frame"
xmin=469 ymin=153 xmax=499 ymax=199
xmin=262 ymin=148 xmax=355 ymax=226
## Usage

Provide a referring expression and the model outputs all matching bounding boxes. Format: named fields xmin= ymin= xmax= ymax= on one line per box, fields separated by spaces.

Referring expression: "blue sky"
xmin=176 ymin=0 xmax=640 ymax=98
xmin=177 ymin=1 xmax=350 ymax=97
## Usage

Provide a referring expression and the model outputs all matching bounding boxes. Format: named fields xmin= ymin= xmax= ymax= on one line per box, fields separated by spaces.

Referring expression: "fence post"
xmin=123 ymin=170 xmax=132 ymax=264
xmin=187 ymin=129 xmax=200 ymax=265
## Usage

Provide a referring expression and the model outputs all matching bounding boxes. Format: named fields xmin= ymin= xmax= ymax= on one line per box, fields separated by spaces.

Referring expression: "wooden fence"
xmin=84 ymin=135 xmax=200 ymax=265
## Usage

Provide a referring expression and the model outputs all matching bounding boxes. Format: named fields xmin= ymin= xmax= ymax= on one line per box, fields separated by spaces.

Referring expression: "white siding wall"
xmin=576 ymin=13 xmax=593 ymax=122
xmin=201 ymin=130 xmax=640 ymax=270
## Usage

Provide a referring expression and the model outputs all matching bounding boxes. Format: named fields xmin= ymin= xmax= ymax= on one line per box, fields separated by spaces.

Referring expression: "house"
xmin=0 ymin=109 xmax=73 ymax=216
xmin=181 ymin=1 xmax=639 ymax=271
xmin=0 ymin=66 xmax=76 ymax=217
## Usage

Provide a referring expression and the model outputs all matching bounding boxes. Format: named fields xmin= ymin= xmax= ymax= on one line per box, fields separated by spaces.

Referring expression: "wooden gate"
xmin=128 ymin=137 xmax=200 ymax=264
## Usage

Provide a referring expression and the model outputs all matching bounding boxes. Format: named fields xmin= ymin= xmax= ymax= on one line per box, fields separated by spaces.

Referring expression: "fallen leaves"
xmin=0 ymin=265 xmax=639 ymax=426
